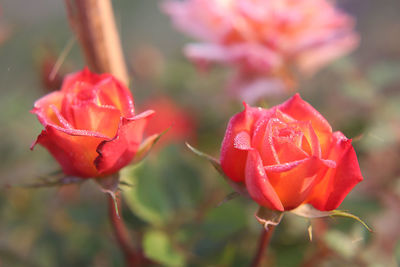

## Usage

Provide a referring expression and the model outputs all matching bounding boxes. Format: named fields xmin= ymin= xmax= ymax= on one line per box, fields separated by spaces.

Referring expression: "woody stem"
xmin=64 ymin=0 xmax=129 ymax=85
xmin=250 ymin=225 xmax=276 ymax=267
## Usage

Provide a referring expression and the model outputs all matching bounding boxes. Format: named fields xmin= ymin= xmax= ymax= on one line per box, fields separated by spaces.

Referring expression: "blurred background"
xmin=0 ymin=0 xmax=399 ymax=266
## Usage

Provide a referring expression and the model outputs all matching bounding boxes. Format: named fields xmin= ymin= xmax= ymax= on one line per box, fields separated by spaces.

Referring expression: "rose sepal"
xmin=290 ymin=204 xmax=372 ymax=232
xmin=186 ymin=142 xmax=249 ymax=198
xmin=131 ymin=128 xmax=169 ymax=165
xmin=95 ymin=173 xmax=121 ymax=217
xmin=255 ymin=206 xmax=284 ymax=230
xmin=9 ymin=170 xmax=85 ymax=188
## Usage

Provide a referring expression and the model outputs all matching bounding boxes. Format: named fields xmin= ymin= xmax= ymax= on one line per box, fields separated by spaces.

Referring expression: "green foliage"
xmin=202 ymin=201 xmax=247 ymax=240
xmin=143 ymin=230 xmax=185 ymax=267
xmin=122 ymin=145 xmax=203 ymax=226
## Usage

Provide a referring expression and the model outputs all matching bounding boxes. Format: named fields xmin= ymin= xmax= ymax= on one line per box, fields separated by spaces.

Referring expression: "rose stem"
xmin=108 ymin=195 xmax=152 ymax=266
xmin=64 ymin=0 xmax=146 ymax=265
xmin=250 ymin=225 xmax=276 ymax=267
xmin=64 ymin=0 xmax=129 ymax=86
xmin=108 ymin=195 xmax=138 ymax=266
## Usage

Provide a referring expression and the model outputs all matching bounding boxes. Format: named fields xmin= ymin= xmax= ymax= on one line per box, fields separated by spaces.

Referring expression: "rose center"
xmin=269 ymin=120 xmax=312 ymax=164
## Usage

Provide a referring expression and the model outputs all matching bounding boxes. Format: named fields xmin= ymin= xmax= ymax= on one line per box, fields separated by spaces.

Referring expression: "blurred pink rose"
xmin=163 ymin=0 xmax=359 ymax=102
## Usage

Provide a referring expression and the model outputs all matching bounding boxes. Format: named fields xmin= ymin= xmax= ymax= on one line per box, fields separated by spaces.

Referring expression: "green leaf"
xmin=120 ymin=163 xmax=170 ymax=226
xmin=121 ymin=145 xmax=203 ymax=226
xmin=143 ymin=230 xmax=185 ymax=267
xmin=202 ymin=201 xmax=247 ymax=240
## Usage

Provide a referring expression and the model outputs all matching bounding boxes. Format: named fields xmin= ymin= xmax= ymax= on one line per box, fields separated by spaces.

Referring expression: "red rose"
xmin=220 ymin=94 xmax=363 ymax=211
xmin=31 ymin=68 xmax=154 ymax=178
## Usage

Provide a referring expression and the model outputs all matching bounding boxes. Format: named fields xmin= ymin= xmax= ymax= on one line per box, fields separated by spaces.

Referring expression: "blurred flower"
xmin=31 ymin=68 xmax=154 ymax=178
xmin=36 ymin=46 xmax=68 ymax=93
xmin=130 ymin=44 xmax=165 ymax=81
xmin=40 ymin=53 xmax=64 ymax=92
xmin=140 ymin=96 xmax=197 ymax=148
xmin=220 ymin=94 xmax=363 ymax=211
xmin=0 ymin=5 xmax=11 ymax=45
xmin=163 ymin=0 xmax=358 ymax=102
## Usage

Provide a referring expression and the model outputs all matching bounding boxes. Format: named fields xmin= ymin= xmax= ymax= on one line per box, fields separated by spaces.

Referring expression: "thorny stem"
xmin=64 ymin=0 xmax=129 ymax=85
xmin=108 ymin=195 xmax=152 ymax=267
xmin=250 ymin=225 xmax=276 ymax=267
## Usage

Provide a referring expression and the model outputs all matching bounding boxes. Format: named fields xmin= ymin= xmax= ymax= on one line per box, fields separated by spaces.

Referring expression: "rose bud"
xmin=220 ymin=94 xmax=363 ymax=211
xmin=31 ymin=68 xmax=154 ymax=178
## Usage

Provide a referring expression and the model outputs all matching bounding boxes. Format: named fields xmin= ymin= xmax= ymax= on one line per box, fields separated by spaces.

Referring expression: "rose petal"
xmin=274 ymin=141 xmax=309 ymax=164
xmin=50 ymin=105 xmax=74 ymax=129
xmin=233 ymin=131 xmax=252 ymax=150
xmin=94 ymin=110 xmax=154 ymax=175
xmin=185 ymin=43 xmax=232 ymax=63
xmin=245 ymin=150 xmax=284 ymax=211
xmin=297 ymin=33 xmax=359 ymax=75
xmin=31 ymin=91 xmax=64 ymax=126
xmin=60 ymin=68 xmax=135 ymax=120
xmin=264 ymin=158 xmax=307 ymax=173
xmin=71 ymin=103 xmax=121 ymax=138
xmin=220 ymin=103 xmax=265 ymax=182
xmin=288 ymin=120 xmax=321 ymax=158
xmin=306 ymin=131 xmax=363 ymax=211
xmin=33 ymin=125 xmax=106 ymax=178
xmin=60 ymin=67 xmax=104 ymax=93
xmin=266 ymin=157 xmax=326 ymax=210
xmin=277 ymin=94 xmax=332 ymax=156
xmin=61 ymin=81 xmax=95 ymax=124
xmin=251 ymin=117 xmax=281 ymax=166
xmin=31 ymin=104 xmax=110 ymax=146
xmin=96 ymin=77 xmax=135 ymax=117
xmin=162 ymin=0 xmax=231 ymax=41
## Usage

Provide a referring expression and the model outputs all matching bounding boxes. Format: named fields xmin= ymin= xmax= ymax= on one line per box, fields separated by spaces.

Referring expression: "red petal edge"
xmin=245 ymin=150 xmax=284 ymax=211
xmin=94 ymin=110 xmax=155 ymax=176
xmin=307 ymin=131 xmax=363 ymax=211
xmin=32 ymin=124 xmax=107 ymax=178
xmin=220 ymin=103 xmax=264 ymax=182
xmin=278 ymin=94 xmax=332 ymax=156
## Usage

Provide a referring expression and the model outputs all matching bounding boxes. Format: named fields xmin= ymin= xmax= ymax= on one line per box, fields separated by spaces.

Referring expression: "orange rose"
xmin=220 ymin=94 xmax=363 ymax=211
xmin=31 ymin=68 xmax=154 ymax=178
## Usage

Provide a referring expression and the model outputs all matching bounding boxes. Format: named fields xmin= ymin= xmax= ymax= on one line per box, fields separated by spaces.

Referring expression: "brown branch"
xmin=250 ymin=225 xmax=276 ymax=267
xmin=64 ymin=0 xmax=129 ymax=85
